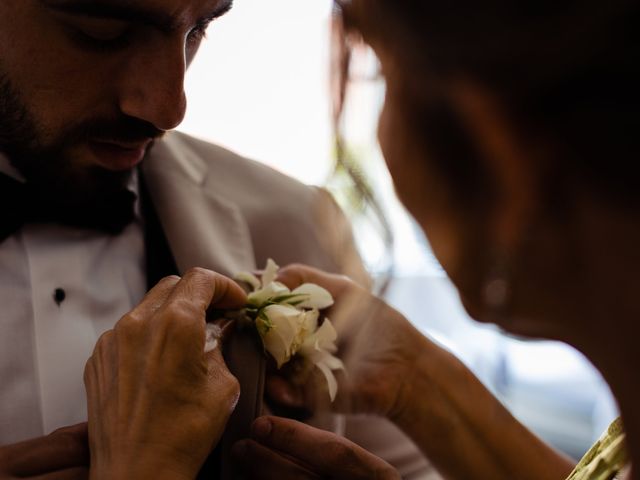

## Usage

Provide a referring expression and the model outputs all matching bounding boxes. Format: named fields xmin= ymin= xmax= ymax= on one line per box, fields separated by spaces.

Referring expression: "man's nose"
xmin=118 ymin=41 xmax=188 ymax=131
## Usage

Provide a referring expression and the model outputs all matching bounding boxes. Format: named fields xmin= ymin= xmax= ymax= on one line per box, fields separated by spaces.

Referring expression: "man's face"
xmin=0 ymin=0 xmax=231 ymax=208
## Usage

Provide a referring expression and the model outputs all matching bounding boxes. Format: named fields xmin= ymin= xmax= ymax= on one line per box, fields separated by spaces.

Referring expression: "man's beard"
xmin=0 ymin=68 xmax=164 ymax=230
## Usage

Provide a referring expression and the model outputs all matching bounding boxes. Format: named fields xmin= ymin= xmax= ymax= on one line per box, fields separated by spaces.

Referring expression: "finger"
xmin=50 ymin=422 xmax=88 ymax=438
xmin=31 ymin=466 xmax=89 ymax=480
xmin=152 ymin=269 xmax=247 ymax=352
xmin=265 ymin=375 xmax=314 ymax=421
xmin=249 ymin=416 xmax=397 ymax=479
xmin=265 ymin=375 xmax=307 ymax=409
xmin=232 ymin=439 xmax=321 ymax=480
xmin=166 ymin=268 xmax=247 ymax=315
xmin=126 ymin=274 xmax=181 ymax=320
xmin=6 ymin=425 xmax=89 ymax=476
xmin=277 ymin=264 xmax=353 ymax=298
xmin=266 ymin=368 xmax=345 ymax=416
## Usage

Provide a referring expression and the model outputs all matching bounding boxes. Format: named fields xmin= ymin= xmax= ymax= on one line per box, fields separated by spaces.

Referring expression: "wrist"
xmin=90 ymin=449 xmax=200 ymax=480
xmin=387 ymin=332 xmax=457 ymax=427
xmin=385 ymin=323 xmax=435 ymax=423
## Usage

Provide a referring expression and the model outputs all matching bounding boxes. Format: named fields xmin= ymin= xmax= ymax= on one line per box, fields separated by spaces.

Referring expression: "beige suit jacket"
xmin=143 ymin=131 xmax=435 ymax=479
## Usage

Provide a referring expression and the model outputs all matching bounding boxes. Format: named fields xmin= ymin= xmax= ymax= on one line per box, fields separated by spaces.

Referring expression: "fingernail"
xmin=231 ymin=440 xmax=247 ymax=458
xmin=280 ymin=388 xmax=297 ymax=405
xmin=252 ymin=417 xmax=272 ymax=440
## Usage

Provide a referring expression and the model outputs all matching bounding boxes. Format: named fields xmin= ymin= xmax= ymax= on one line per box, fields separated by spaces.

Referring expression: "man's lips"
xmin=88 ymin=139 xmax=152 ymax=171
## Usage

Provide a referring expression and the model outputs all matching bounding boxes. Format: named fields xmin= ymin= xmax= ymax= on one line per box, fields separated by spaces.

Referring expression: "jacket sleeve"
xmin=311 ymin=187 xmax=372 ymax=289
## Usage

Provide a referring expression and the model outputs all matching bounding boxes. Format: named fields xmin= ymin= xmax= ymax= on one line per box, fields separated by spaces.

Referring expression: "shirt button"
xmin=53 ymin=288 xmax=66 ymax=306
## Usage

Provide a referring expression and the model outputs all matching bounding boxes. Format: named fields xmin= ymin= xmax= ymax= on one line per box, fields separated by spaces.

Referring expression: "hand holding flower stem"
xmin=236 ymin=259 xmax=344 ymax=401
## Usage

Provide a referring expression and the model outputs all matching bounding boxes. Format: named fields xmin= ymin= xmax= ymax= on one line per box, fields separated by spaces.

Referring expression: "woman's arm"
xmin=393 ymin=334 xmax=574 ymax=480
xmin=269 ymin=264 xmax=574 ymax=480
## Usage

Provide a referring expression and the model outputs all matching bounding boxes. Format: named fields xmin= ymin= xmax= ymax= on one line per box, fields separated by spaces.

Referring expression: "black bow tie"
xmin=0 ymin=172 xmax=137 ymax=243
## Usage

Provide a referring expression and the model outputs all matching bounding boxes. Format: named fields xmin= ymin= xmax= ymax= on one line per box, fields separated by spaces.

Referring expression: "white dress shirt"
xmin=0 ymin=153 xmax=146 ymax=443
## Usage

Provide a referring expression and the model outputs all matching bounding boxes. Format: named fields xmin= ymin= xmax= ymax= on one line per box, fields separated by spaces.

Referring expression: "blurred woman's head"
xmin=336 ymin=0 xmax=639 ymax=341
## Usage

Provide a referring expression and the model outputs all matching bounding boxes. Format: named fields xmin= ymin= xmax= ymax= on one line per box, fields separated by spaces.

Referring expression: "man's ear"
xmin=448 ymin=80 xmax=542 ymax=254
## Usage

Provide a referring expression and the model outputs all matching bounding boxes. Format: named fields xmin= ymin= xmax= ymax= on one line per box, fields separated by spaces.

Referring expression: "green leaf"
xmin=271 ymin=293 xmax=309 ymax=304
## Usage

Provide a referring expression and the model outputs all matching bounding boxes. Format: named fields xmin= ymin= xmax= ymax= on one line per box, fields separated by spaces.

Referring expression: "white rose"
xmin=247 ymin=281 xmax=290 ymax=307
xmin=298 ymin=318 xmax=344 ymax=401
xmin=256 ymin=304 xmax=305 ymax=368
xmin=291 ymin=283 xmax=334 ymax=310
xmin=235 ymin=258 xmax=343 ymax=401
xmin=236 ymin=259 xmax=294 ymax=308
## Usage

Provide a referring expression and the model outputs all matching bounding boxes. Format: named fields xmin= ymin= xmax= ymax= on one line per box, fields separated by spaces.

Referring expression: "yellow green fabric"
xmin=565 ymin=417 xmax=628 ymax=480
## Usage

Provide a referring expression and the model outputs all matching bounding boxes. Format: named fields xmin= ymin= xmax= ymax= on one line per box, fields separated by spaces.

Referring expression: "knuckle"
xmin=164 ymin=297 xmax=200 ymax=323
xmin=83 ymin=358 xmax=93 ymax=384
xmin=94 ymin=329 xmax=114 ymax=349
xmin=116 ymin=312 xmax=143 ymax=330
xmin=375 ymin=465 xmax=401 ymax=480
xmin=222 ymin=377 xmax=241 ymax=410
xmin=114 ymin=315 xmax=145 ymax=341
xmin=151 ymin=275 xmax=181 ymax=295
xmin=210 ymin=367 xmax=240 ymax=406
xmin=328 ymin=439 xmax=355 ymax=463
xmin=158 ymin=274 xmax=181 ymax=287
xmin=226 ymin=374 xmax=241 ymax=398
xmin=183 ymin=267 xmax=214 ymax=282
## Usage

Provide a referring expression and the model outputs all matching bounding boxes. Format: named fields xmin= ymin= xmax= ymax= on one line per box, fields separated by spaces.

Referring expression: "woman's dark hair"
xmin=335 ymin=0 xmax=640 ymax=208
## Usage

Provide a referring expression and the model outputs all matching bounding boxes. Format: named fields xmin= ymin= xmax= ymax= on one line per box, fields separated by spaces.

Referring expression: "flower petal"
xmin=300 ymin=309 xmax=320 ymax=335
xmin=312 ymin=318 xmax=339 ymax=351
xmin=298 ymin=319 xmax=340 ymax=364
xmin=235 ymin=271 xmax=261 ymax=291
xmin=291 ymin=283 xmax=334 ymax=310
xmin=315 ymin=353 xmax=344 ymax=402
xmin=247 ymin=281 xmax=290 ymax=307
xmin=261 ymin=258 xmax=280 ymax=286
xmin=260 ymin=304 xmax=304 ymax=368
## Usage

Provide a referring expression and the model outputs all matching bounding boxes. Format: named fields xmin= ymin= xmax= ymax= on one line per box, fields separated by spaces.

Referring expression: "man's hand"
xmin=266 ymin=264 xmax=426 ymax=419
xmin=232 ymin=416 xmax=400 ymax=479
xmin=0 ymin=423 xmax=89 ymax=479
xmin=84 ymin=268 xmax=247 ymax=480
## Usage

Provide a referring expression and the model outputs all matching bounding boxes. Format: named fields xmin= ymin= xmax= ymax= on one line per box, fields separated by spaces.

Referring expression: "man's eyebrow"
xmin=41 ymin=0 xmax=233 ymax=32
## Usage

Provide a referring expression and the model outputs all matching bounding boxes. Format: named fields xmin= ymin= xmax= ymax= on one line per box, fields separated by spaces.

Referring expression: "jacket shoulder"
xmin=168 ymin=131 xmax=313 ymax=200
xmin=163 ymin=132 xmax=369 ymax=284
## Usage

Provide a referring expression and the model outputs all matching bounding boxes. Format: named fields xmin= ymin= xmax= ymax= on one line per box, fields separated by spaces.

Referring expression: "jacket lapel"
xmin=142 ymin=134 xmax=257 ymax=277
xmin=143 ymin=134 xmax=263 ymax=480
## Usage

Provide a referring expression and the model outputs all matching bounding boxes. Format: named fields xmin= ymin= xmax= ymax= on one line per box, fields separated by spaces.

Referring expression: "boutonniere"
xmin=235 ymin=259 xmax=344 ymax=401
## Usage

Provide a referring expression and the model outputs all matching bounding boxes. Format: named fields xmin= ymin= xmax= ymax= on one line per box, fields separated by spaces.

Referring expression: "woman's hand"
xmin=84 ymin=268 xmax=246 ymax=480
xmin=266 ymin=264 xmax=428 ymax=420
xmin=267 ymin=266 xmax=576 ymax=480
xmin=232 ymin=416 xmax=400 ymax=479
